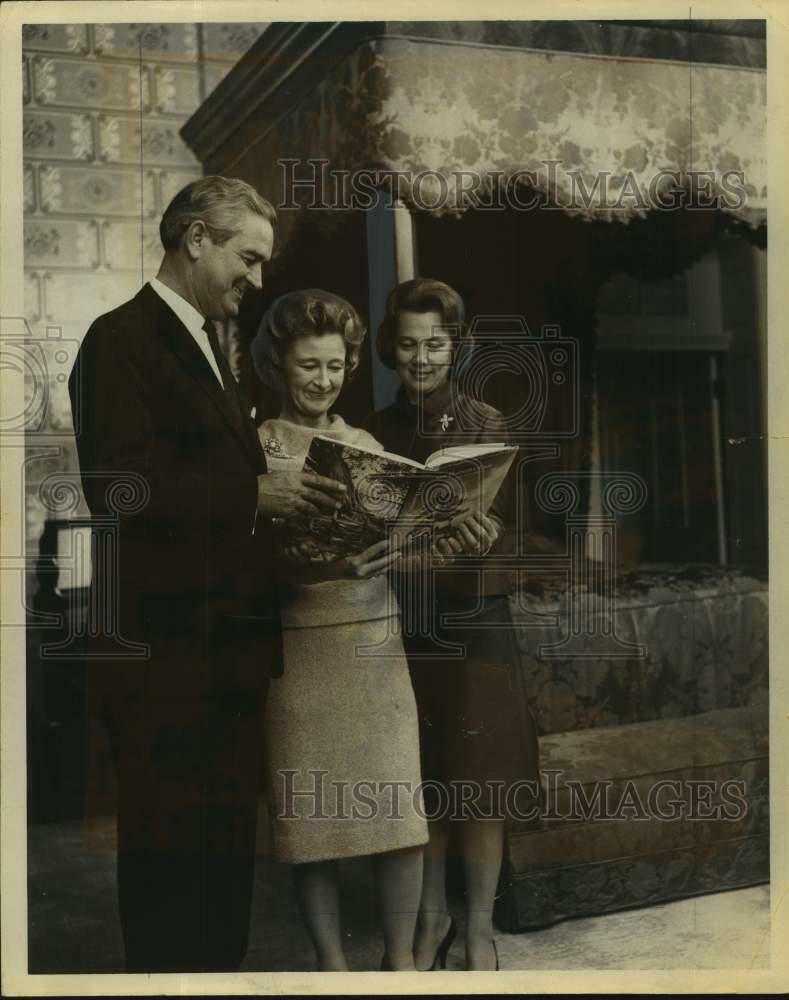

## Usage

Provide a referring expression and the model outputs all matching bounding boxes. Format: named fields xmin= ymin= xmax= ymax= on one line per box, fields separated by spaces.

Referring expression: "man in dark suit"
xmin=68 ymin=176 xmax=345 ymax=972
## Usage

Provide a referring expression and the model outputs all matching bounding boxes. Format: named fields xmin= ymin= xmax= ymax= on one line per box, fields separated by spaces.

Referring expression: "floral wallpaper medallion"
xmin=39 ymin=165 xmax=156 ymax=218
xmin=153 ymin=66 xmax=201 ymax=115
xmin=23 ymin=111 xmax=94 ymax=160
xmin=93 ymin=23 xmax=199 ymax=61
xmin=22 ymin=24 xmax=89 ymax=55
xmin=102 ymin=222 xmax=162 ymax=273
xmin=32 ymin=57 xmax=150 ymax=112
xmin=25 ymin=221 xmax=99 ymax=269
xmin=97 ymin=115 xmax=199 ymax=167
xmin=201 ymin=23 xmax=268 ymax=60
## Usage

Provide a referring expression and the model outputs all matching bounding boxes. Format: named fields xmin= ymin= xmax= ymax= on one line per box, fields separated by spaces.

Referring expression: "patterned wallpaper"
xmin=23 ymin=22 xmax=269 ymax=555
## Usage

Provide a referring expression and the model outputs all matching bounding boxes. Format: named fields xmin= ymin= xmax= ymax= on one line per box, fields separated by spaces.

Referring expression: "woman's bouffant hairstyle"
xmin=377 ymin=277 xmax=468 ymax=370
xmin=159 ymin=175 xmax=277 ymax=251
xmin=251 ymin=289 xmax=367 ymax=391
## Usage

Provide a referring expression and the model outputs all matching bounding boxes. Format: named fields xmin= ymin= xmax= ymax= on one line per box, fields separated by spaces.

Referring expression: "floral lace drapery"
xmin=279 ymin=38 xmax=766 ymax=227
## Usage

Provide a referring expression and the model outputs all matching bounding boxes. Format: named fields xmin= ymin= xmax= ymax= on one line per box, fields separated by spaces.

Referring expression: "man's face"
xmin=191 ymin=211 xmax=274 ymax=320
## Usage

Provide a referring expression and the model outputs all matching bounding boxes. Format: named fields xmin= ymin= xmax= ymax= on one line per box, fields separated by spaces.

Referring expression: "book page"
xmin=311 ymin=434 xmax=426 ymax=470
xmin=423 ymin=442 xmax=510 ymax=467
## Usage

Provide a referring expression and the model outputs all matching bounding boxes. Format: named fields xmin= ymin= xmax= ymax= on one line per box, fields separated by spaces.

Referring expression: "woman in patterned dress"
xmin=251 ymin=289 xmax=428 ymax=971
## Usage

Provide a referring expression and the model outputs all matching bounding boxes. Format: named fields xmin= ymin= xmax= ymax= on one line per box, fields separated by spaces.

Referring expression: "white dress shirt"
xmin=149 ymin=277 xmax=224 ymax=388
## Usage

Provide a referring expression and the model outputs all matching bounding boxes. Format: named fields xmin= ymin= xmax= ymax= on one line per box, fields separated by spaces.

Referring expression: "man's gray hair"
xmin=159 ymin=175 xmax=276 ymax=251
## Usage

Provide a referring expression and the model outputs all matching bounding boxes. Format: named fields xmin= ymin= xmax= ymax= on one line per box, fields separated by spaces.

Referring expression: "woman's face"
xmin=394 ymin=310 xmax=453 ymax=400
xmin=282 ymin=332 xmax=347 ymax=420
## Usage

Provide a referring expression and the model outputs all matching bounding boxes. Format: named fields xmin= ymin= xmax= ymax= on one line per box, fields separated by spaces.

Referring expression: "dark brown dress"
xmin=366 ymin=382 xmax=540 ymax=821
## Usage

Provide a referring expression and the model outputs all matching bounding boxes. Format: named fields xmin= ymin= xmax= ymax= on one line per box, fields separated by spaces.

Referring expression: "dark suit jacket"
xmin=68 ymin=282 xmax=281 ymax=672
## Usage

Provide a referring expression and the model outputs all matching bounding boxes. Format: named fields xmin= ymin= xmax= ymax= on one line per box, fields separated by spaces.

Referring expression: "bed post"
xmin=366 ymin=197 xmax=415 ymax=411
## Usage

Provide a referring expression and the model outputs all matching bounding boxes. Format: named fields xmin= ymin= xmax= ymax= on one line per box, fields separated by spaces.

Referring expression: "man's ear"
xmin=184 ymin=220 xmax=208 ymax=261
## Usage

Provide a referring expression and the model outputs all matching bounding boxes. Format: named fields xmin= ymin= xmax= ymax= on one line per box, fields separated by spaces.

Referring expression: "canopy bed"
xmin=182 ymin=19 xmax=768 ymax=930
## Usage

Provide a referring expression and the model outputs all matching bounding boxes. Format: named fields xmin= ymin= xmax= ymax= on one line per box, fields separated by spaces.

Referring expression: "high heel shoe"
xmin=429 ymin=916 xmax=457 ymax=970
xmin=465 ymin=936 xmax=500 ymax=971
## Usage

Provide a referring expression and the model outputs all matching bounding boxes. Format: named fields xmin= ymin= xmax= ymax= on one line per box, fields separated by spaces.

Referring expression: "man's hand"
xmin=257 ymin=470 xmax=346 ymax=519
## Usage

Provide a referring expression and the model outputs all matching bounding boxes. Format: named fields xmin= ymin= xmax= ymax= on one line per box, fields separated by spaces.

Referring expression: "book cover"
xmin=285 ymin=436 xmax=517 ymax=558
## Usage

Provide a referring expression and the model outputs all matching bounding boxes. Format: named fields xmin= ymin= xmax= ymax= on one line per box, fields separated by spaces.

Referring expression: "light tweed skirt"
xmin=264 ymin=576 xmax=428 ymax=863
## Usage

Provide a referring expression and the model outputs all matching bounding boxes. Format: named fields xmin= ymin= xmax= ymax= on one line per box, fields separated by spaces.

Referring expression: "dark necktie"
xmin=202 ymin=319 xmax=231 ymax=387
xmin=202 ymin=319 xmax=248 ymax=429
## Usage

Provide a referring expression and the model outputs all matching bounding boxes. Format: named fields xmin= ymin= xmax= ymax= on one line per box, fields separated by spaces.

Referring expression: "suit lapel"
xmin=210 ymin=333 xmax=266 ymax=467
xmin=139 ymin=285 xmax=264 ymax=470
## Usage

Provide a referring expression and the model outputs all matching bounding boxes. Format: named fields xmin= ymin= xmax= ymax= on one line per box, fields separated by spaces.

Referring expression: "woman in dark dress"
xmin=366 ymin=278 xmax=541 ymax=972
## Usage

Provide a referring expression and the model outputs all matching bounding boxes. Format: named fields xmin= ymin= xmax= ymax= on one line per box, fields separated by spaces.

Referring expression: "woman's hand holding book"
xmin=443 ymin=512 xmax=501 ymax=556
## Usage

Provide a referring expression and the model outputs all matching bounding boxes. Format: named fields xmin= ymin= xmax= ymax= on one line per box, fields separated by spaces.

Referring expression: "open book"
xmin=283 ymin=435 xmax=517 ymax=558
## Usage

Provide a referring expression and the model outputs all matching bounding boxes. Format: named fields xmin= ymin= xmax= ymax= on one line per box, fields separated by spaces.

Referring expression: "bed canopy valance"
xmin=183 ymin=20 xmax=766 ymax=234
